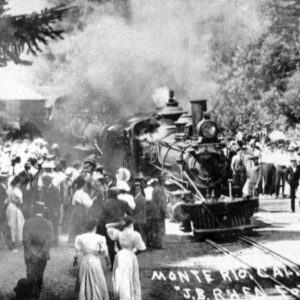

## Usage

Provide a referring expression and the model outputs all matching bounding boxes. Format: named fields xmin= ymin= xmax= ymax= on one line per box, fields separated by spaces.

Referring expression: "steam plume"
xmin=25 ymin=0 xmax=269 ymax=120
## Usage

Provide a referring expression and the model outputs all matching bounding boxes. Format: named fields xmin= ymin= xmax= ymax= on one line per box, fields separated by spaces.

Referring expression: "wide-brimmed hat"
xmin=135 ymin=172 xmax=145 ymax=180
xmin=51 ymin=143 xmax=59 ymax=150
xmin=147 ymin=178 xmax=158 ymax=185
xmin=116 ymin=168 xmax=131 ymax=182
xmin=93 ymin=172 xmax=104 ymax=180
xmin=84 ymin=154 xmax=97 ymax=165
xmin=42 ymin=161 xmax=56 ymax=169
xmin=95 ymin=164 xmax=104 ymax=172
xmin=0 ymin=171 xmax=9 ymax=180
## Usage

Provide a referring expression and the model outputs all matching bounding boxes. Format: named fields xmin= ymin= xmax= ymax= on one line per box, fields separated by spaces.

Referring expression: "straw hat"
xmin=116 ymin=168 xmax=131 ymax=182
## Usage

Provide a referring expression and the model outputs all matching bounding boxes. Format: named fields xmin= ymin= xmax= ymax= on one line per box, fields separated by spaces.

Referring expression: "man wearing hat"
xmin=260 ymin=142 xmax=276 ymax=195
xmin=274 ymin=142 xmax=288 ymax=198
xmin=247 ymin=155 xmax=263 ymax=197
xmin=150 ymin=174 xmax=168 ymax=249
xmin=41 ymin=169 xmax=61 ymax=246
xmin=231 ymin=147 xmax=247 ymax=196
xmin=285 ymin=157 xmax=300 ymax=212
xmin=50 ymin=143 xmax=61 ymax=160
xmin=87 ymin=165 xmax=107 ymax=220
xmin=22 ymin=202 xmax=54 ymax=299
xmin=82 ymin=154 xmax=97 ymax=177
xmin=133 ymin=182 xmax=147 ymax=243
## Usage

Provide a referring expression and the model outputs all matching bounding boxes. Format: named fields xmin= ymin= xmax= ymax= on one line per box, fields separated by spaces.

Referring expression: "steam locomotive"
xmin=99 ymin=90 xmax=259 ymax=239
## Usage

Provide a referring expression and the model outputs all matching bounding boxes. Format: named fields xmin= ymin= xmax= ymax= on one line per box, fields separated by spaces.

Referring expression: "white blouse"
xmin=107 ymin=227 xmax=146 ymax=252
xmin=72 ymin=189 xmax=93 ymax=208
xmin=75 ymin=232 xmax=108 ymax=257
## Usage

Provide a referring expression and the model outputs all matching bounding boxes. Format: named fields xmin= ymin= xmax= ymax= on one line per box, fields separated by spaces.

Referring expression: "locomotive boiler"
xmin=99 ymin=90 xmax=258 ymax=238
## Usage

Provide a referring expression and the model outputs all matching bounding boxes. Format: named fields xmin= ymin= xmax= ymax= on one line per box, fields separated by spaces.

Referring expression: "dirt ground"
xmin=1 ymin=198 xmax=300 ymax=300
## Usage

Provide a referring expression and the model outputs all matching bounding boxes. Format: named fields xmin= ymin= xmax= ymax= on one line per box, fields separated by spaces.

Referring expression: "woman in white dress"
xmin=74 ymin=218 xmax=110 ymax=300
xmin=6 ymin=176 xmax=25 ymax=250
xmin=107 ymin=216 xmax=146 ymax=300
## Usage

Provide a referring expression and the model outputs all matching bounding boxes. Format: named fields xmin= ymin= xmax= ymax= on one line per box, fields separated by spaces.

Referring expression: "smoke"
xmin=27 ymin=0 xmax=269 ymax=120
xmin=137 ymin=122 xmax=170 ymax=151
xmin=7 ymin=0 xmax=50 ymax=15
xmin=152 ymin=87 xmax=169 ymax=109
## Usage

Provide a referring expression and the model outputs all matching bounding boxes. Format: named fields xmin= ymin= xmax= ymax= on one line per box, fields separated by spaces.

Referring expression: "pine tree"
xmin=0 ymin=0 xmax=72 ymax=66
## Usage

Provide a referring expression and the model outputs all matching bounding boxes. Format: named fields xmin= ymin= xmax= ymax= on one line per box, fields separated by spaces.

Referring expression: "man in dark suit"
xmin=41 ymin=174 xmax=61 ymax=246
xmin=22 ymin=202 xmax=54 ymax=299
xmin=285 ymin=158 xmax=300 ymax=212
xmin=19 ymin=162 xmax=34 ymax=219
xmin=133 ymin=182 xmax=147 ymax=243
xmin=98 ymin=186 xmax=132 ymax=266
xmin=151 ymin=175 xmax=168 ymax=249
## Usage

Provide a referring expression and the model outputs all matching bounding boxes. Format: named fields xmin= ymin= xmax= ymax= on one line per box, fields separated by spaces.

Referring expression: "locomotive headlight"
xmin=198 ymin=120 xmax=218 ymax=139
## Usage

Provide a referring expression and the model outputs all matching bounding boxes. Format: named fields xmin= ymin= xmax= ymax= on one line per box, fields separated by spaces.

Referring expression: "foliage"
xmin=212 ymin=0 xmax=300 ymax=135
xmin=0 ymin=2 xmax=72 ymax=66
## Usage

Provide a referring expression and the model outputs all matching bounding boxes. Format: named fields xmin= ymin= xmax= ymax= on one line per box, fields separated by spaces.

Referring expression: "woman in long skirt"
xmin=6 ymin=176 xmax=25 ymax=250
xmin=107 ymin=216 xmax=146 ymax=300
xmin=74 ymin=218 xmax=110 ymax=300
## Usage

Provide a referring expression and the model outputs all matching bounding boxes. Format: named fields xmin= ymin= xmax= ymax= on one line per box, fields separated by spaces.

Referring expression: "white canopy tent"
xmin=0 ymin=74 xmax=47 ymax=132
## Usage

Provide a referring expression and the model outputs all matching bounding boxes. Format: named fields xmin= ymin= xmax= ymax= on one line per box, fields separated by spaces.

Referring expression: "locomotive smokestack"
xmin=190 ymin=99 xmax=207 ymax=136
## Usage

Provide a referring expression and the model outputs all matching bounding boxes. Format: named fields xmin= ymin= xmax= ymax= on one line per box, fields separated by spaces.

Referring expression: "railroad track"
xmin=206 ymin=235 xmax=300 ymax=299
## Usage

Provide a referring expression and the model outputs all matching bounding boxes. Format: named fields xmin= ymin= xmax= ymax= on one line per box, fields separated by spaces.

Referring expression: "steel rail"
xmin=206 ymin=239 xmax=300 ymax=300
xmin=155 ymin=151 xmax=300 ymax=288
xmin=193 ymin=197 xmax=300 ymax=281
xmin=238 ymin=235 xmax=300 ymax=275
xmin=179 ymin=182 xmax=300 ymax=277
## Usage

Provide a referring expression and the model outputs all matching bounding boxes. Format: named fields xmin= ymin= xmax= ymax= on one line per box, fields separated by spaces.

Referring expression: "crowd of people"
xmin=3 ymin=129 xmax=300 ymax=299
xmin=0 ymin=136 xmax=168 ymax=300
xmin=229 ymin=132 xmax=300 ymax=212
